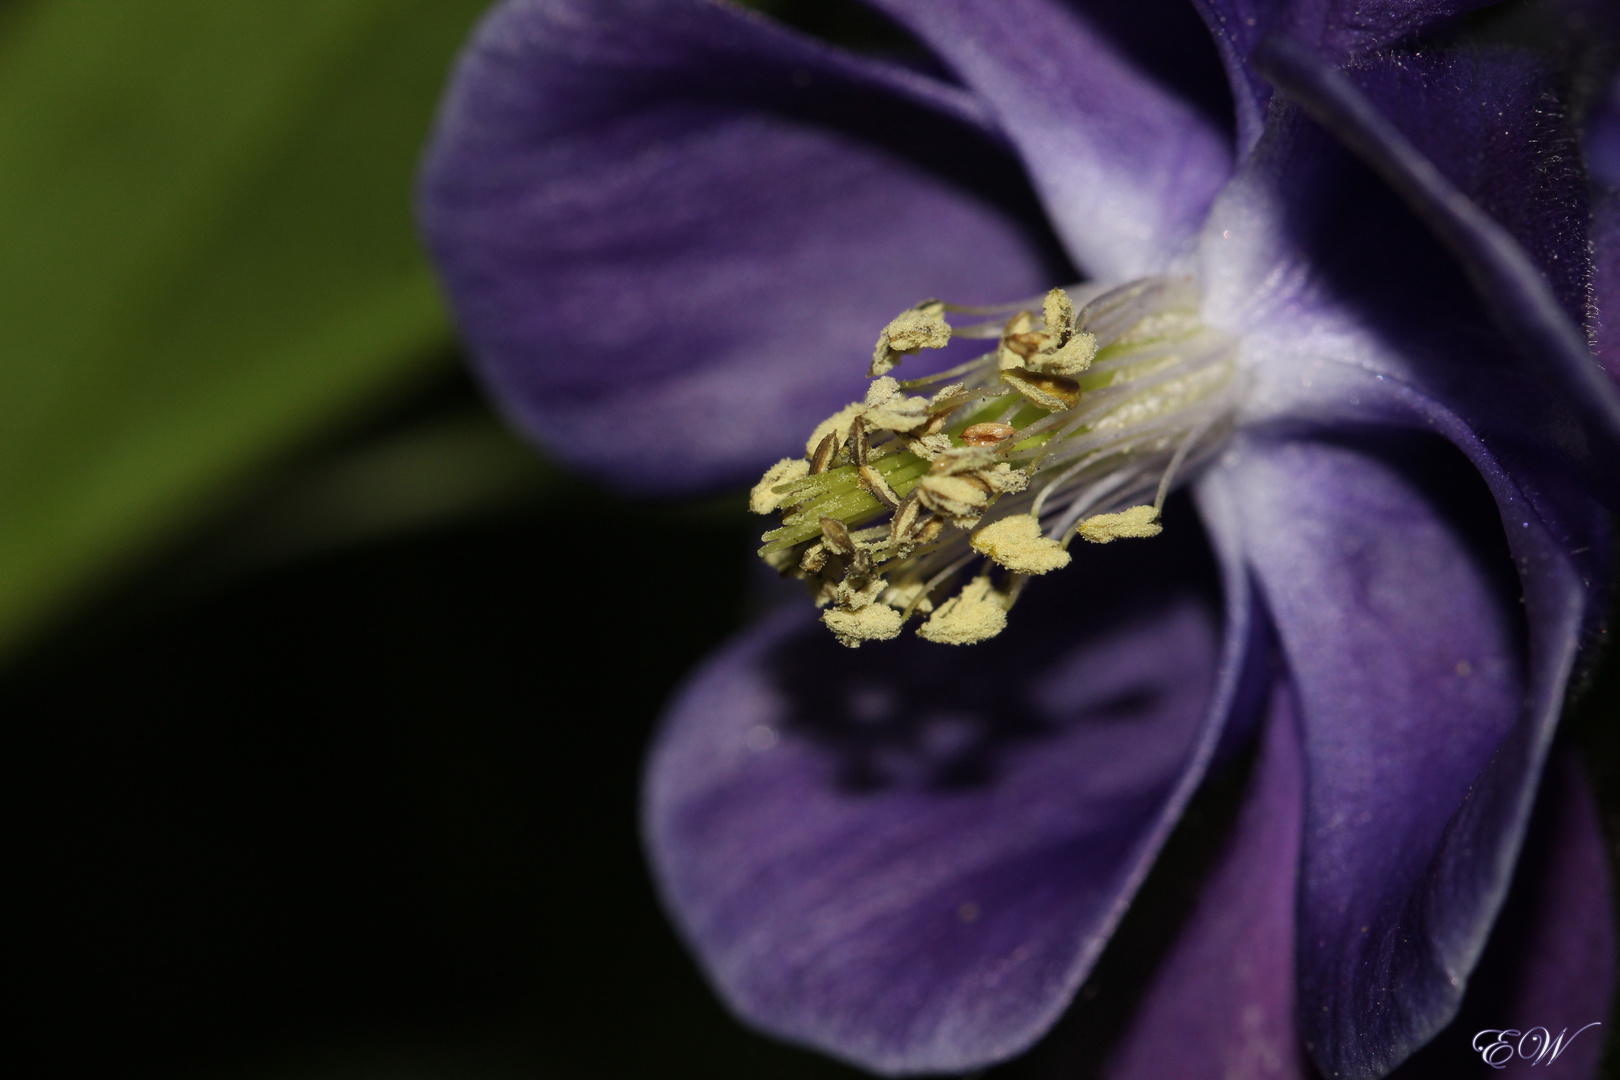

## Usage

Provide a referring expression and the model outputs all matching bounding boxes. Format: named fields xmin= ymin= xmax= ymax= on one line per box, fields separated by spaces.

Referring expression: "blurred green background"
xmin=3 ymin=1 xmax=1617 ymax=1078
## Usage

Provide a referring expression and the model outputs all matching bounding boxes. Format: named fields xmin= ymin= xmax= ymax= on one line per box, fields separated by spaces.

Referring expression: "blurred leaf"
xmin=0 ymin=0 xmax=492 ymax=658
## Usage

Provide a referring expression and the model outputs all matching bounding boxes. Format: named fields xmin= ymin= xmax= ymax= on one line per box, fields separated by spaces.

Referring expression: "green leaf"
xmin=0 ymin=0 xmax=493 ymax=658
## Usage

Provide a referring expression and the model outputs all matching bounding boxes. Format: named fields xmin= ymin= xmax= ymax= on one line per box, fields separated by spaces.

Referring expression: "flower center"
xmin=752 ymin=276 xmax=1243 ymax=647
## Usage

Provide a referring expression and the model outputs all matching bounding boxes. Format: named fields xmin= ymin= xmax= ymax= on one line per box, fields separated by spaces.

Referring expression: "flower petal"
xmin=865 ymin=0 xmax=1234 ymax=279
xmin=1203 ymin=433 xmax=1594 ymax=1079
xmin=418 ymin=0 xmax=1062 ymax=493
xmin=1102 ymin=678 xmax=1310 ymax=1080
xmin=1199 ymin=79 xmax=1620 ymax=520
xmin=1385 ymin=749 xmax=1614 ymax=1080
xmin=644 ymin=505 xmax=1265 ymax=1073
xmin=1250 ymin=39 xmax=1620 ymax=510
xmin=1193 ymin=0 xmax=1501 ymax=151
xmin=1590 ymin=74 xmax=1620 ymax=380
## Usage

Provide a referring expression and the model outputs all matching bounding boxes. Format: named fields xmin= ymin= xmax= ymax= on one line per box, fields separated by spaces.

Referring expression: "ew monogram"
xmin=1471 ymin=1024 xmax=1603 ymax=1069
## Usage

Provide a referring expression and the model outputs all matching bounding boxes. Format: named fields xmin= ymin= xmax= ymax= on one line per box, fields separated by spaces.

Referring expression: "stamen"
xmin=970 ymin=514 xmax=1071 ymax=574
xmin=962 ymin=422 xmax=1017 ymax=447
xmin=823 ymin=600 xmax=904 ymax=648
xmin=1077 ymin=505 xmax=1163 ymax=544
xmin=917 ymin=576 xmax=1008 ymax=645
xmin=750 ymin=458 xmax=809 ymax=514
xmin=755 ymin=277 xmax=1243 ymax=645
xmin=871 ymin=301 xmax=950 ymax=377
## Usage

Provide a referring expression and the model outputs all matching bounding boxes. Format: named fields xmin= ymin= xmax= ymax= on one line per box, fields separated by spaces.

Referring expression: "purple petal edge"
xmin=1102 ymin=678 xmax=1309 ymax=1080
xmin=418 ymin=0 xmax=1059 ymax=494
xmin=866 ymin=0 xmax=1233 ymax=279
xmin=1252 ymin=37 xmax=1620 ymax=512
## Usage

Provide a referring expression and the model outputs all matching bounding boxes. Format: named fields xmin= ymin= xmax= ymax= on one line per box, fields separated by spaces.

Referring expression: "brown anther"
xmin=858 ymin=464 xmax=900 ymax=509
xmin=961 ymin=422 xmax=1018 ymax=447
xmin=808 ymin=431 xmax=838 ymax=475
xmin=1003 ymin=368 xmax=1082 ymax=410
xmin=889 ymin=493 xmax=922 ymax=543
xmin=819 ymin=516 xmax=855 ymax=555
xmin=846 ymin=416 xmax=870 ymax=467
xmin=800 ymin=542 xmax=829 ymax=574
xmin=1005 ymin=331 xmax=1045 ymax=358
xmin=913 ymin=518 xmax=945 ymax=545
xmin=849 ymin=548 xmax=874 ymax=581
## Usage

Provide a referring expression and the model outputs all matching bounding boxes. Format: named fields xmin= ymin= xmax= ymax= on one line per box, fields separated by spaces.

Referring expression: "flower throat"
xmin=752 ymin=276 xmax=1242 ymax=647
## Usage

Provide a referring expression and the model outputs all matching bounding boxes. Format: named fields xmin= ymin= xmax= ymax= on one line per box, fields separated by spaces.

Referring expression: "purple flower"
xmin=418 ymin=1 xmax=1620 ymax=1076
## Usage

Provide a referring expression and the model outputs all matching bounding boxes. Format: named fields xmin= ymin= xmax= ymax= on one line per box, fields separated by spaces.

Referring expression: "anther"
xmin=847 ymin=416 xmax=870 ymax=467
xmin=750 ymin=458 xmax=810 ymax=514
xmin=917 ymin=576 xmax=1008 ymax=645
xmin=962 ymin=422 xmax=1017 ymax=447
xmin=823 ymin=603 xmax=904 ymax=647
xmin=971 ymin=514 xmax=1071 ymax=574
xmin=1077 ymin=505 xmax=1162 ymax=543
xmin=800 ymin=542 xmax=829 ymax=573
xmin=1002 ymin=367 xmax=1082 ymax=410
xmin=820 ymin=515 xmax=855 ymax=555
xmin=808 ymin=431 xmax=839 ymax=475
xmin=889 ymin=492 xmax=923 ymax=544
xmin=871 ymin=300 xmax=950 ymax=377
xmin=859 ymin=463 xmax=900 ymax=509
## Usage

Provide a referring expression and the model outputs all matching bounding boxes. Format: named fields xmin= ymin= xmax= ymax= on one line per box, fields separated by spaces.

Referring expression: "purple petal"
xmin=1191 ymin=0 xmax=1500 ymax=151
xmin=1202 ymin=433 xmax=1594 ymax=1079
xmin=1102 ymin=680 xmax=1310 ymax=1080
xmin=418 ymin=0 xmax=1060 ymax=494
xmin=1386 ymin=750 xmax=1615 ymax=1080
xmin=644 ymin=511 xmax=1264 ymax=1073
xmin=865 ymin=0 xmax=1233 ymax=279
xmin=1591 ymin=74 xmax=1620 ymax=380
xmin=1251 ymin=40 xmax=1620 ymax=510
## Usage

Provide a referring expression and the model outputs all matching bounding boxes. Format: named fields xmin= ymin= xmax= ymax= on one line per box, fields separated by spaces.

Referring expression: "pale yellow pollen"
xmin=749 ymin=457 xmax=810 ymax=514
xmin=865 ymin=376 xmax=901 ymax=405
xmin=823 ymin=603 xmax=904 ymax=648
xmin=805 ymin=401 xmax=863 ymax=456
xmin=1041 ymin=287 xmax=1074 ymax=339
xmin=862 ymin=377 xmax=932 ymax=432
xmin=1077 ymin=504 xmax=1163 ymax=544
xmin=871 ymin=302 xmax=950 ymax=376
xmin=918 ymin=576 xmax=1008 ymax=645
xmin=832 ymin=573 xmax=887 ymax=611
xmin=880 ymin=579 xmax=935 ymax=615
xmin=916 ymin=472 xmax=990 ymax=525
xmin=982 ymin=462 xmax=1030 ymax=494
xmin=971 ymin=514 xmax=1071 ymax=574
xmin=919 ymin=474 xmax=988 ymax=503
xmin=1037 ymin=331 xmax=1097 ymax=376
xmin=906 ymin=432 xmax=954 ymax=460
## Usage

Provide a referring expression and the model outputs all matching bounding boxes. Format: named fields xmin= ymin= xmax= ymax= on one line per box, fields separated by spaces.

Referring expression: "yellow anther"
xmin=971 ymin=514 xmax=1071 ymax=574
xmin=823 ymin=602 xmax=904 ymax=648
xmin=918 ymin=576 xmax=1008 ymax=645
xmin=871 ymin=301 xmax=950 ymax=376
xmin=750 ymin=458 xmax=810 ymax=514
xmin=1077 ymin=505 xmax=1162 ymax=543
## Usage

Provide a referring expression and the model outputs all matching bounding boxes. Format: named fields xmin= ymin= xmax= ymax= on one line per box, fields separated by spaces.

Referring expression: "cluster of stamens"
xmin=752 ymin=276 xmax=1243 ymax=647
